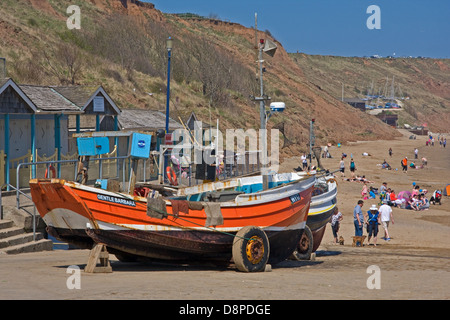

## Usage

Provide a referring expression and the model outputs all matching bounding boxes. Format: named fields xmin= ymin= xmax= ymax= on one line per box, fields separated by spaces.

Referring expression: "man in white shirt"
xmin=379 ymin=202 xmax=394 ymax=240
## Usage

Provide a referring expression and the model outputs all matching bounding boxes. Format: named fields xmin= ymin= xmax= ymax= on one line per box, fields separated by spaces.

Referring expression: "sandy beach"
xmin=0 ymin=129 xmax=449 ymax=301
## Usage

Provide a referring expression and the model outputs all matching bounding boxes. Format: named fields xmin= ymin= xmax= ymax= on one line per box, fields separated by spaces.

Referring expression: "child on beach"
xmin=369 ymin=187 xmax=377 ymax=199
xmin=331 ymin=210 xmax=343 ymax=244
xmin=361 ymin=182 xmax=368 ymax=199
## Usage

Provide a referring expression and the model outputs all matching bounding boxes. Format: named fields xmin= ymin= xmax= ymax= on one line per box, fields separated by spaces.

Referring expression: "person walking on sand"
xmin=301 ymin=153 xmax=308 ymax=170
xmin=414 ymin=148 xmax=418 ymax=159
xmin=379 ymin=201 xmax=394 ymax=241
xmin=389 ymin=147 xmax=392 ymax=157
xmin=339 ymin=157 xmax=345 ymax=178
xmin=331 ymin=210 xmax=343 ymax=244
xmin=366 ymin=204 xmax=380 ymax=246
xmin=353 ymin=200 xmax=365 ymax=245
xmin=350 ymin=158 xmax=356 ymax=178
xmin=401 ymin=157 xmax=408 ymax=172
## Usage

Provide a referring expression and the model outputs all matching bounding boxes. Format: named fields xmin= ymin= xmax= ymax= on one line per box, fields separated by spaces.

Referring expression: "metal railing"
xmin=15 ymin=156 xmax=130 ymax=209
xmin=0 ymin=156 xmax=129 ymax=241
xmin=0 ymin=182 xmax=38 ymax=241
xmin=161 ymin=147 xmax=262 ymax=186
xmin=1 ymin=153 xmax=160 ymax=243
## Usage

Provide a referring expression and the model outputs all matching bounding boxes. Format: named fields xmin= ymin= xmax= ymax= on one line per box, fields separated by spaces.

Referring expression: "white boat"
xmin=291 ymin=174 xmax=338 ymax=260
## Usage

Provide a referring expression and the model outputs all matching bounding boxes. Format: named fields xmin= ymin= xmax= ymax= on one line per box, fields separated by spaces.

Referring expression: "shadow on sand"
xmin=55 ymin=249 xmax=344 ymax=272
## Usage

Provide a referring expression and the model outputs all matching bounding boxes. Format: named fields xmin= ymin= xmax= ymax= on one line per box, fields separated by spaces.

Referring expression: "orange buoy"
xmin=166 ymin=166 xmax=178 ymax=186
xmin=45 ymin=165 xmax=56 ymax=179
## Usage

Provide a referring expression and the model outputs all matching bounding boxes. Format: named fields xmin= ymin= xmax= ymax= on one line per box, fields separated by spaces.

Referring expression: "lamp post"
xmin=164 ymin=36 xmax=173 ymax=183
xmin=165 ymin=36 xmax=173 ymax=134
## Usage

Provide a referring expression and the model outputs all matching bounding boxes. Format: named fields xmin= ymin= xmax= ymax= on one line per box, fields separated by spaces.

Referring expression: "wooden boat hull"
xmin=307 ymin=207 xmax=336 ymax=252
xmin=85 ymin=222 xmax=305 ymax=265
xmin=30 ymin=176 xmax=315 ymax=265
xmin=29 ymin=179 xmax=95 ymax=249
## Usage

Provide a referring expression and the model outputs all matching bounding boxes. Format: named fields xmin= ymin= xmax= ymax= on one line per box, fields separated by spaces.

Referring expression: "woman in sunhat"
xmin=366 ymin=204 xmax=380 ymax=246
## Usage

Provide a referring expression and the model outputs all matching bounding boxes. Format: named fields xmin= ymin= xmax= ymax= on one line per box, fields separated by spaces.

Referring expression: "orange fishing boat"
xmin=30 ymin=174 xmax=315 ymax=272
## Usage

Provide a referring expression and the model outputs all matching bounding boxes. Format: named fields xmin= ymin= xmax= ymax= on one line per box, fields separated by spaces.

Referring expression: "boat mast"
xmin=252 ymin=13 xmax=279 ymax=189
xmin=255 ymin=13 xmax=269 ymax=190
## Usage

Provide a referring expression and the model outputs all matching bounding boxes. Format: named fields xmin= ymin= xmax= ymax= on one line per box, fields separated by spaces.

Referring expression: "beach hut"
xmin=0 ymin=78 xmax=121 ymax=188
xmin=0 ymin=78 xmax=84 ymax=187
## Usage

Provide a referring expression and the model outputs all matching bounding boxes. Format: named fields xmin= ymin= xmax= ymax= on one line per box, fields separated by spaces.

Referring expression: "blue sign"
xmin=129 ymin=133 xmax=152 ymax=159
xmin=77 ymin=137 xmax=110 ymax=156
xmin=137 ymin=140 xmax=146 ymax=148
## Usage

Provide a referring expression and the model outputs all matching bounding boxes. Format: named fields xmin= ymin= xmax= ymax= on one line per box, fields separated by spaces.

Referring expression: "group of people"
xmin=352 ymin=200 xmax=394 ymax=246
xmin=328 ymin=135 xmax=447 ymax=246
xmin=339 ymin=154 xmax=357 ymax=180
xmin=426 ymin=134 xmax=446 ymax=147
xmin=331 ymin=199 xmax=394 ymax=246
xmin=400 ymin=155 xmax=427 ymax=172
xmin=378 ymin=182 xmax=431 ymax=211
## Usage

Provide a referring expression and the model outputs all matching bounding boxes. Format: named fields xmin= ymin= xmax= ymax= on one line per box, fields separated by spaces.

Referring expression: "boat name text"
xmin=97 ymin=194 xmax=136 ymax=207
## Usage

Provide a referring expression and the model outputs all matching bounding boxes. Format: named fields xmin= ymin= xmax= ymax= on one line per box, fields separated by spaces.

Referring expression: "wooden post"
xmin=84 ymin=243 xmax=112 ymax=273
xmin=128 ymin=158 xmax=139 ymax=195
xmin=54 ymin=114 xmax=61 ymax=177
xmin=4 ymin=114 xmax=9 ymax=190
xmin=31 ymin=114 xmax=36 ymax=179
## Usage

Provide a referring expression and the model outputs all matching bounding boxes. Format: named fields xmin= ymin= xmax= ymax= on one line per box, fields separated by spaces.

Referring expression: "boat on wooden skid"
xmin=30 ymin=172 xmax=315 ymax=272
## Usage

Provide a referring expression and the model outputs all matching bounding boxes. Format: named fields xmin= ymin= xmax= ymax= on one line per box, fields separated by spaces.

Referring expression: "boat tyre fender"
xmin=291 ymin=225 xmax=313 ymax=261
xmin=327 ymin=178 xmax=337 ymax=185
xmin=45 ymin=165 xmax=56 ymax=179
xmin=166 ymin=166 xmax=178 ymax=186
xmin=232 ymin=226 xmax=269 ymax=272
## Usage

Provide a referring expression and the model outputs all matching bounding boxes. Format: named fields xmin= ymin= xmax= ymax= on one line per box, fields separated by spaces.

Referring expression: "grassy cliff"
xmin=1 ymin=0 xmax=448 ymax=159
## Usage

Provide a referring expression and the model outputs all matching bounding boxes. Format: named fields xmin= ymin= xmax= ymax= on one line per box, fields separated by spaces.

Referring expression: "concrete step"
xmin=0 ymin=226 xmax=25 ymax=240
xmin=0 ymin=232 xmax=44 ymax=249
xmin=0 ymin=238 xmax=53 ymax=254
xmin=1 ymin=206 xmax=46 ymax=233
xmin=0 ymin=220 xmax=14 ymax=230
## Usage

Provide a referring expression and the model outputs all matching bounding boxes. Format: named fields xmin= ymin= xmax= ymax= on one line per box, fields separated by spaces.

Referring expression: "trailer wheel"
xmin=232 ymin=226 xmax=269 ymax=272
xmin=291 ymin=225 xmax=313 ymax=260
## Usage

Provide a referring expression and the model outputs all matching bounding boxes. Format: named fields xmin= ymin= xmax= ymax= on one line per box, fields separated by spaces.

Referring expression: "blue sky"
xmin=148 ymin=0 xmax=450 ymax=58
